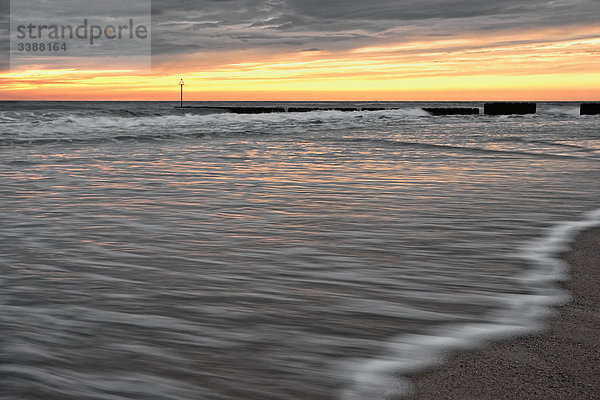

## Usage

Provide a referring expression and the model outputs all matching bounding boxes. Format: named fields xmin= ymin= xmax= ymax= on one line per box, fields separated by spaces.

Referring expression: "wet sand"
xmin=406 ymin=228 xmax=600 ymax=399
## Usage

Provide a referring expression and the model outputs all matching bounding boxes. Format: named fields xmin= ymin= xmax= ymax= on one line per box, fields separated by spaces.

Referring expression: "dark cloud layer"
xmin=1 ymin=0 xmax=598 ymax=66
xmin=150 ymin=0 xmax=600 ymax=56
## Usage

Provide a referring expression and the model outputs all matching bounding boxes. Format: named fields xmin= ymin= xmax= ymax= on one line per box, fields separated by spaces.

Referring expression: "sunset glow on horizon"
xmin=2 ymin=2 xmax=600 ymax=101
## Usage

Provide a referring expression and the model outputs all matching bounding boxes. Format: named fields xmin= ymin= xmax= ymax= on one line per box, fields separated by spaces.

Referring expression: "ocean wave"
xmin=339 ymin=208 xmax=600 ymax=400
xmin=0 ymin=107 xmax=430 ymax=148
xmin=338 ymin=138 xmax=600 ymax=160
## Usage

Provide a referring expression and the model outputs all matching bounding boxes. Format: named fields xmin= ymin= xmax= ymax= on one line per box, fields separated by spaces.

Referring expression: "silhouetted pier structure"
xmin=175 ymin=106 xmax=390 ymax=113
xmin=174 ymin=101 xmax=599 ymax=117
xmin=175 ymin=106 xmax=484 ymax=115
xmin=580 ymin=103 xmax=600 ymax=115
xmin=484 ymin=102 xmax=537 ymax=115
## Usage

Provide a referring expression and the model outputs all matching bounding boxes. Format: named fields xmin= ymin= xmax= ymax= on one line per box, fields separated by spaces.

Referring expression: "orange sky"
xmin=2 ymin=25 xmax=599 ymax=101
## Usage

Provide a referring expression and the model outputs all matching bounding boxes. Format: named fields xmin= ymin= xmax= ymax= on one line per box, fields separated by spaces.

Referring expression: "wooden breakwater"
xmin=174 ymin=103 xmax=598 ymax=117
xmin=177 ymin=106 xmax=479 ymax=115
xmin=484 ymin=102 xmax=537 ymax=115
xmin=580 ymin=103 xmax=600 ymax=115
xmin=175 ymin=106 xmax=390 ymax=114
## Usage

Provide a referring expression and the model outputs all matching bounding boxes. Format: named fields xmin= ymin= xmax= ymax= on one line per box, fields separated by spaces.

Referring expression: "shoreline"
xmin=405 ymin=227 xmax=600 ymax=399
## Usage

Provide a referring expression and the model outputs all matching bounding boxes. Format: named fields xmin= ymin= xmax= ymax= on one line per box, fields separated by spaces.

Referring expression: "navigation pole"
xmin=179 ymin=78 xmax=185 ymax=108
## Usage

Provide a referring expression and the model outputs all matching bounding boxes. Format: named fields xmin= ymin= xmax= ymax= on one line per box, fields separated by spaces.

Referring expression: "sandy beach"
xmin=406 ymin=228 xmax=600 ymax=399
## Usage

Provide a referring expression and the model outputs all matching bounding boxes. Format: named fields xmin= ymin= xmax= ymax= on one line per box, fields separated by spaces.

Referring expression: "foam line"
xmin=338 ymin=208 xmax=600 ymax=400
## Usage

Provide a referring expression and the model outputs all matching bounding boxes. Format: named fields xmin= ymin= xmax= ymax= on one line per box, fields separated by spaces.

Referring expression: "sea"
xmin=1 ymin=101 xmax=599 ymax=400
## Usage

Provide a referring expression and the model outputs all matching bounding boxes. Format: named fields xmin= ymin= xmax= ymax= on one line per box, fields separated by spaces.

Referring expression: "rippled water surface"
xmin=1 ymin=101 xmax=599 ymax=399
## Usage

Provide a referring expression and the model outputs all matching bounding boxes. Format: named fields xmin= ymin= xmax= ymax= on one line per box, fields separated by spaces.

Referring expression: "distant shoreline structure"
xmin=173 ymin=102 xmax=600 ymax=116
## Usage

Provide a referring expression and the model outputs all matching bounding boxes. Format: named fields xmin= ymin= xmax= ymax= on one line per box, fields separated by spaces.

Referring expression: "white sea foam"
xmin=339 ymin=208 xmax=600 ymax=400
xmin=0 ymin=106 xmax=431 ymax=145
xmin=545 ymin=106 xmax=581 ymax=117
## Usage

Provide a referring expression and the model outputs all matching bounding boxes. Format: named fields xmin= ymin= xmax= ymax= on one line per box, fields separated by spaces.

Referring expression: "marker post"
xmin=179 ymin=78 xmax=185 ymax=108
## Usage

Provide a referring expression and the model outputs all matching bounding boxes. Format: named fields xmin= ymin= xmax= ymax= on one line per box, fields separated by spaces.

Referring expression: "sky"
xmin=1 ymin=0 xmax=599 ymax=100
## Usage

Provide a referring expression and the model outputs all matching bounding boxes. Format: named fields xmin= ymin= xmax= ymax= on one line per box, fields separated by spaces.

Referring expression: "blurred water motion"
xmin=1 ymin=101 xmax=599 ymax=399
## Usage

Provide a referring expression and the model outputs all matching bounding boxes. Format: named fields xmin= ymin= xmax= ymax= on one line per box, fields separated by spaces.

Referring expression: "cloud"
xmin=5 ymin=0 xmax=598 ymax=69
xmin=149 ymin=0 xmax=600 ymax=58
